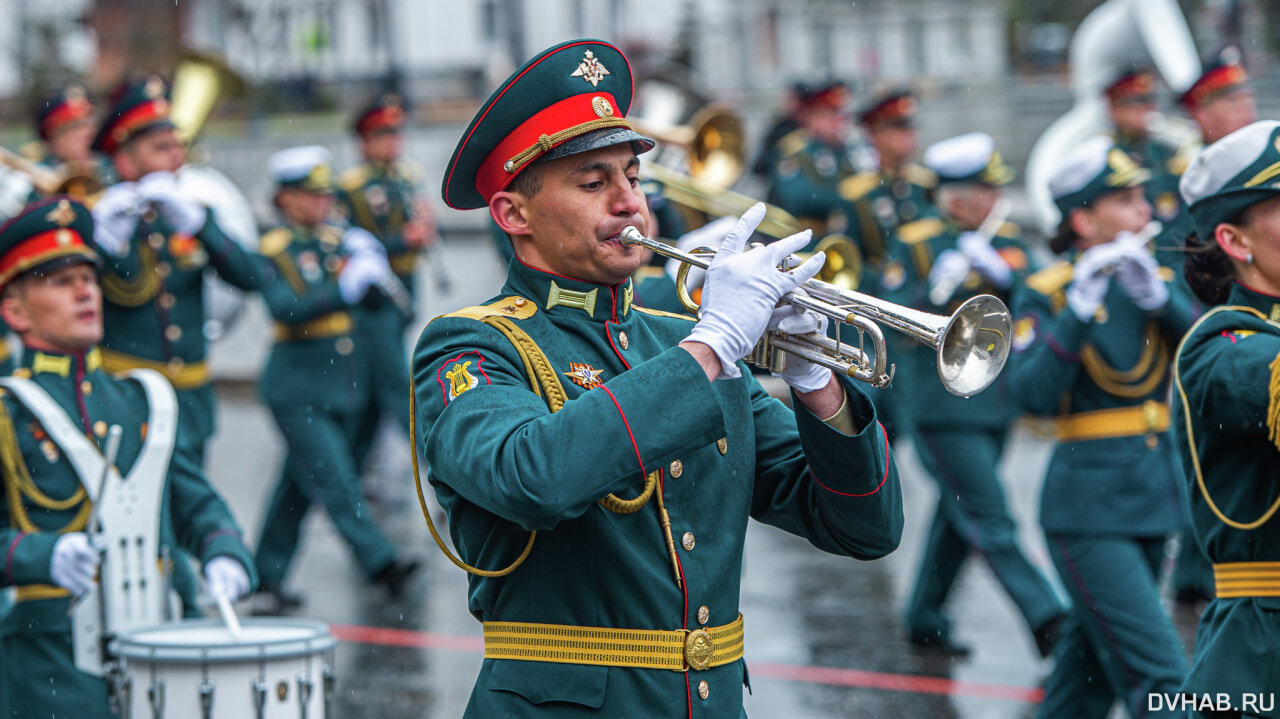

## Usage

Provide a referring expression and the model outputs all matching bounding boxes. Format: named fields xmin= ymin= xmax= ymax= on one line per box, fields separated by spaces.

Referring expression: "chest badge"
xmin=297 ymin=251 xmax=324 ymax=283
xmin=563 ymin=363 xmax=604 ymax=390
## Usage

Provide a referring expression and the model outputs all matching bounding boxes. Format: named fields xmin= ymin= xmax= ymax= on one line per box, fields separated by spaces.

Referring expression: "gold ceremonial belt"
xmin=1214 ymin=562 xmax=1280 ymax=598
xmin=274 ymin=311 xmax=353 ymax=343
xmin=99 ymin=348 xmax=210 ymax=390
xmin=389 ymin=252 xmax=419 ymax=276
xmin=482 ymin=613 xmax=744 ymax=672
xmin=15 ymin=584 xmax=70 ymax=602
xmin=1055 ymin=400 xmax=1169 ymax=442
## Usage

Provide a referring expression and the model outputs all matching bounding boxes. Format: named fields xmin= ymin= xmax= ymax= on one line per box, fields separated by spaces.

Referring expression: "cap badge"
xmin=571 ymin=50 xmax=610 ymax=87
xmin=592 ymin=96 xmax=614 ymax=118
xmin=563 ymin=362 xmax=604 ymax=389
xmin=45 ymin=199 xmax=75 ymax=227
xmin=144 ymin=75 xmax=165 ymax=99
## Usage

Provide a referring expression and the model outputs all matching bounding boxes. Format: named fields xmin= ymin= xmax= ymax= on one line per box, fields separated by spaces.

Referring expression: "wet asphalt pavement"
xmin=198 ymin=237 xmax=1203 ymax=718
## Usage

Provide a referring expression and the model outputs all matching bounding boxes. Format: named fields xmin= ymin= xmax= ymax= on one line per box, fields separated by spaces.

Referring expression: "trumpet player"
xmin=415 ymin=39 xmax=902 ymax=716
xmin=1011 ymin=136 xmax=1196 ymax=718
xmin=337 ymin=93 xmax=440 ymax=478
xmin=87 ymin=76 xmax=266 ymax=465
xmin=251 ymin=146 xmax=418 ymax=613
xmin=885 ymin=132 xmax=1064 ymax=658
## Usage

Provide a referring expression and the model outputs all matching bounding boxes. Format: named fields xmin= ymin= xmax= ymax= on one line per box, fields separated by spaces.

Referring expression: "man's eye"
xmin=582 ymin=181 xmax=603 ymax=190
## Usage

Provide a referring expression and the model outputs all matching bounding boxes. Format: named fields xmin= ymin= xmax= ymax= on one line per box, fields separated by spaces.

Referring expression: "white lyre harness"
xmin=0 ymin=369 xmax=178 ymax=676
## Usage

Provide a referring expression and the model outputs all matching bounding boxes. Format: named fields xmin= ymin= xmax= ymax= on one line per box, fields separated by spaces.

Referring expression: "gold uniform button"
xmin=697 ymin=680 xmax=709 ymax=700
xmin=682 ymin=531 xmax=695 ymax=551
xmin=156 ymin=262 xmax=171 ymax=278
xmin=669 ymin=459 xmax=683 ymax=478
xmin=618 ymin=331 xmax=629 ymax=349
xmin=159 ymin=293 xmax=176 ymax=309
xmin=164 ymin=325 xmax=182 ymax=341
xmin=148 ymin=232 xmax=165 ymax=249
xmin=335 ymin=337 xmax=355 ymax=356
xmin=514 ymin=297 xmax=527 ymax=306
xmin=80 ymin=381 xmax=92 ymax=395
xmin=697 ymin=605 xmax=710 ymax=625
xmin=167 ymin=358 xmax=185 ymax=372
xmin=93 ymin=421 xmax=107 ymax=438
xmin=716 ymin=437 xmax=727 ymax=455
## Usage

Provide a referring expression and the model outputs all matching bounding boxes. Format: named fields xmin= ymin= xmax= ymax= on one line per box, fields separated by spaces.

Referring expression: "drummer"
xmin=0 ymin=197 xmax=256 ymax=718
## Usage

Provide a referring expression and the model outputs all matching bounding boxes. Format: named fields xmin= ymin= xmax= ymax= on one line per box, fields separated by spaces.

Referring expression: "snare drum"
xmin=110 ymin=618 xmax=337 ymax=719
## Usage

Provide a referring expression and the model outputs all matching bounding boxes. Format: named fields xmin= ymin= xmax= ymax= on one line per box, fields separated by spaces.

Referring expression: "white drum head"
xmin=111 ymin=618 xmax=336 ymax=663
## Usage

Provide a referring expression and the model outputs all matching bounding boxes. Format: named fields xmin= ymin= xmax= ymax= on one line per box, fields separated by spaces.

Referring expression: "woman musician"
xmin=1172 ymin=119 xmax=1280 ymax=719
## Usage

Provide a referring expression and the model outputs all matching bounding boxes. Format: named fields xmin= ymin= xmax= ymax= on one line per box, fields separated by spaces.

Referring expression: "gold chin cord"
xmin=620 ymin=226 xmax=1013 ymax=398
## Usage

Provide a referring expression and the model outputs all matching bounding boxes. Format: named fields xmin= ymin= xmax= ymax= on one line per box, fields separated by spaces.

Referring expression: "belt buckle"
xmin=682 ymin=628 xmax=714 ymax=671
xmin=1141 ymin=400 xmax=1161 ymax=431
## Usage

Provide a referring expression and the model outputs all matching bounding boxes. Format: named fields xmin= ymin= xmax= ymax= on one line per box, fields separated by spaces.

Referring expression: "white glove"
xmin=91 ymin=182 xmax=143 ymax=257
xmin=203 ymin=556 xmax=251 ymax=603
xmin=338 ymin=252 xmax=387 ymax=304
xmin=665 ymin=216 xmax=739 ymax=291
xmin=50 ymin=533 xmax=102 ymax=596
xmin=1113 ymin=241 xmax=1169 ymax=311
xmin=136 ymin=171 xmax=207 ymax=235
xmin=1065 ymin=242 xmax=1126 ymax=321
xmin=341 ymin=226 xmax=387 ymax=258
xmin=766 ymin=296 xmax=833 ymax=393
xmin=684 ymin=203 xmax=825 ymax=379
xmin=927 ymin=249 xmax=972 ymax=301
xmin=957 ymin=231 xmax=1012 ymax=288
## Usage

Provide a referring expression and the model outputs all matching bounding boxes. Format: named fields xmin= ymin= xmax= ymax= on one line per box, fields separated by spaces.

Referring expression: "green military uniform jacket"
xmin=834 ymin=164 xmax=937 ymax=289
xmin=0 ymin=347 xmax=255 ymax=719
xmin=1171 ymin=283 xmax=1280 ymax=713
xmin=337 ymin=159 xmax=425 ymax=290
xmin=0 ymin=318 xmax=12 ymax=375
xmin=97 ymin=206 xmax=264 ymax=447
xmin=1009 ymin=253 xmax=1197 ymax=535
xmin=631 ymin=266 xmax=691 ymax=317
xmin=257 ymin=223 xmax=368 ymax=413
xmin=766 ymin=129 xmax=858 ymax=227
xmin=412 ymin=260 xmax=903 ymax=717
xmin=883 ymin=214 xmax=1036 ymax=428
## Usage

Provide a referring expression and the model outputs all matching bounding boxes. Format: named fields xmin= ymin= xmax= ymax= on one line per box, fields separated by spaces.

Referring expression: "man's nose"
xmin=611 ymin=178 xmax=642 ymax=215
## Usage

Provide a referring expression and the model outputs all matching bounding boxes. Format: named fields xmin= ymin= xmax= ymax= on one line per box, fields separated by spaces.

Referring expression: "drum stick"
xmin=216 ymin=594 xmax=243 ymax=639
xmin=67 ymin=425 xmax=123 ymax=615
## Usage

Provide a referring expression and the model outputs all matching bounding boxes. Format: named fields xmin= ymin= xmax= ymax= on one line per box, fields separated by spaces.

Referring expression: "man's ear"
xmin=490 ymin=192 xmax=531 ymax=237
xmin=1215 ymin=221 xmax=1252 ymax=264
xmin=0 ymin=290 xmax=30 ymax=335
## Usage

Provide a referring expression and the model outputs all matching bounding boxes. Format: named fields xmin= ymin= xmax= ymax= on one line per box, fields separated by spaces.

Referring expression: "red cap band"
xmin=0 ymin=228 xmax=92 ymax=288
xmin=357 ymin=106 xmax=406 ymax=135
xmin=1183 ymin=64 xmax=1248 ymax=107
xmin=474 ymin=91 xmax=624 ymax=202
xmin=100 ymin=99 xmax=170 ymax=154
xmin=40 ymin=100 xmax=93 ymax=138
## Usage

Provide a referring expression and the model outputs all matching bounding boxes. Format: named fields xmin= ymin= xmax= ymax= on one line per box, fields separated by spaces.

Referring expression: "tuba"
xmin=1025 ymin=0 xmax=1201 ymax=233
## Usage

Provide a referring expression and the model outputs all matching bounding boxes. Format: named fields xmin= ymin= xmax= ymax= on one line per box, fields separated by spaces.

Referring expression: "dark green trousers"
xmin=905 ymin=427 xmax=1062 ymax=641
xmin=351 ymin=301 xmax=413 ymax=473
xmin=1037 ymin=534 xmax=1187 ymax=719
xmin=254 ymin=402 xmax=398 ymax=589
xmin=1 ymin=614 xmax=110 ymax=719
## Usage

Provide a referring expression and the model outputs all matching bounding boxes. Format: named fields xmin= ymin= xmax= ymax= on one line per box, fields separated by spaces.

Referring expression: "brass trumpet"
xmin=619 ymin=226 xmax=1012 ymax=397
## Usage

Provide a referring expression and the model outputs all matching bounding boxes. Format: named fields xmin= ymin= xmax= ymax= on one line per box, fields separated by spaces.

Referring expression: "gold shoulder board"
xmin=776 ymin=130 xmax=809 ymax=159
xmin=437 ymin=296 xmax=539 ymax=323
xmin=258 ymin=227 xmax=294 ymax=257
xmin=902 ymin=163 xmax=938 ymax=189
xmin=1025 ymin=261 xmax=1074 ymax=296
xmin=839 ymin=172 xmax=880 ymax=202
xmin=896 ymin=217 xmax=946 ymax=245
xmin=339 ymin=165 xmax=370 ymax=191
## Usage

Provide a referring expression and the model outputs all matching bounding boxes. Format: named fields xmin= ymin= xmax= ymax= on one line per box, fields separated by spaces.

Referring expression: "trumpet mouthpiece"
xmin=619 ymin=226 xmax=645 ymax=245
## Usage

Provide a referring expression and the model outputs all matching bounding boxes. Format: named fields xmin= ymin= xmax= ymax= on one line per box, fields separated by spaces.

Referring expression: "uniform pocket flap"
xmin=486 ymin=659 xmax=608 ymax=708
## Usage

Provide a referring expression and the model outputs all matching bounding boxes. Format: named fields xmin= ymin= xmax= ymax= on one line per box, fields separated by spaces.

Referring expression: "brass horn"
xmin=170 ymin=50 xmax=245 ymax=147
xmin=620 ymin=226 xmax=1012 ymax=397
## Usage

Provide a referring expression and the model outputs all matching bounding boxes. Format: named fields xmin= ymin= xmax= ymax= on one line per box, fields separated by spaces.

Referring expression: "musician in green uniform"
xmin=414 ymin=39 xmax=902 ymax=717
xmin=833 ymin=88 xmax=936 ymax=444
xmin=1172 ymin=120 xmax=1280 ymax=719
xmin=887 ymin=132 xmax=1064 ymax=658
xmin=28 ymin=85 xmax=117 ymax=201
xmin=1105 ymin=68 xmax=1192 ymax=228
xmin=0 ymin=197 xmax=255 ymax=719
xmin=336 ymin=94 xmax=438 ymax=471
xmin=252 ymin=146 xmax=418 ymax=613
xmin=89 ymin=76 xmax=265 ymax=464
xmin=1011 ymin=137 xmax=1195 ymax=718
xmin=1166 ymin=49 xmax=1259 ymax=606
xmin=765 ymin=81 xmax=857 ymax=230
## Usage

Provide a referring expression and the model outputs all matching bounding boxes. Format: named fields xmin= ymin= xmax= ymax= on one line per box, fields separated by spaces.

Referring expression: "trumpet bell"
xmin=684 ymin=105 xmax=745 ymax=190
xmin=936 ymin=294 xmax=1012 ymax=398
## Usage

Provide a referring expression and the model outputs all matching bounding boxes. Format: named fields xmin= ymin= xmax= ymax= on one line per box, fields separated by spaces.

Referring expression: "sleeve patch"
xmin=1220 ymin=329 xmax=1258 ymax=344
xmin=437 ymin=350 xmax=491 ymax=404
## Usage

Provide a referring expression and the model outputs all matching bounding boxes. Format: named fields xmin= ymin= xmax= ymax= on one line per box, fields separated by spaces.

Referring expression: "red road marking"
xmin=328 ymin=623 xmax=1044 ymax=704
